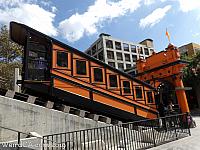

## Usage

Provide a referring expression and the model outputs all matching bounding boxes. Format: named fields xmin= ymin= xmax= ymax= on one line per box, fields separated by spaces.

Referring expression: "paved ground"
xmin=150 ymin=114 xmax=200 ymax=150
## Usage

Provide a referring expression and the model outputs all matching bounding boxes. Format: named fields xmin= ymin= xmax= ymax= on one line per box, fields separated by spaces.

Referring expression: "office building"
xmin=179 ymin=42 xmax=200 ymax=57
xmin=85 ymin=33 xmax=154 ymax=74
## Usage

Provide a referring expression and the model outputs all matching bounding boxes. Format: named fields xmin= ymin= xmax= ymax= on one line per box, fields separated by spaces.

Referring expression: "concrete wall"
xmin=0 ymin=95 xmax=106 ymax=142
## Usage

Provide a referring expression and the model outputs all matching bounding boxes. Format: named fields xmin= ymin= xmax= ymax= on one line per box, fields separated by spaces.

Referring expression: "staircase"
xmin=43 ymin=113 xmax=191 ymax=150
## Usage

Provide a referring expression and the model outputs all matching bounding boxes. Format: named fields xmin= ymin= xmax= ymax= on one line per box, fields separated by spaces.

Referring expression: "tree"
xmin=0 ymin=25 xmax=23 ymax=63
xmin=183 ymin=52 xmax=200 ymax=107
xmin=0 ymin=24 xmax=23 ymax=90
xmin=183 ymin=52 xmax=200 ymax=85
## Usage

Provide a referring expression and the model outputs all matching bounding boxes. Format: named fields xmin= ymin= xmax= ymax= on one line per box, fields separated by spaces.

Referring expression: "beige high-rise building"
xmin=85 ymin=33 xmax=154 ymax=75
xmin=179 ymin=42 xmax=200 ymax=57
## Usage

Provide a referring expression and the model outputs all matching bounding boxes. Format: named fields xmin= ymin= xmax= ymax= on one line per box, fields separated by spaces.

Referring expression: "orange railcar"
xmin=10 ymin=22 xmax=158 ymax=121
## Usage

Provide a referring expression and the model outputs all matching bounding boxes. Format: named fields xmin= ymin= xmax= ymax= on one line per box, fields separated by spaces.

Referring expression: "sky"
xmin=0 ymin=0 xmax=200 ymax=52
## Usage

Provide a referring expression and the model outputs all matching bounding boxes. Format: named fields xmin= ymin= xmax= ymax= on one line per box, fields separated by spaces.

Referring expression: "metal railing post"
xmin=186 ymin=112 xmax=191 ymax=136
xmin=122 ymin=125 xmax=127 ymax=150
xmin=174 ymin=116 xmax=178 ymax=140
xmin=40 ymin=113 xmax=190 ymax=150
xmin=152 ymin=121 xmax=156 ymax=147
xmin=17 ymin=132 xmax=20 ymax=150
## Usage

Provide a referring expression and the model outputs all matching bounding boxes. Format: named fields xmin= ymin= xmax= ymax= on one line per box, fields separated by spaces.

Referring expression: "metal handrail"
xmin=43 ymin=113 xmax=191 ymax=150
xmin=0 ymin=125 xmax=58 ymax=146
xmin=44 ymin=113 xmax=188 ymax=137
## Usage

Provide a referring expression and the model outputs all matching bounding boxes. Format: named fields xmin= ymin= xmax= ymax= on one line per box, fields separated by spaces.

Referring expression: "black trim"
xmin=143 ymin=86 xmax=146 ymax=105
xmin=10 ymin=21 xmax=155 ymax=90
xmin=73 ymin=76 xmax=90 ymax=78
xmin=134 ymin=106 xmax=137 ymax=115
xmin=71 ymin=53 xmax=73 ymax=76
xmin=105 ymin=68 xmax=108 ymax=89
xmin=53 ymin=87 xmax=144 ymax=122
xmin=53 ymin=69 xmax=157 ymax=111
xmin=52 ymin=74 xmax=158 ymax=115
xmin=23 ymin=83 xmax=147 ymax=122
xmin=136 ymin=60 xmax=188 ymax=77
xmin=88 ymin=61 xmax=93 ymax=100
xmin=119 ymin=75 xmax=122 ymax=95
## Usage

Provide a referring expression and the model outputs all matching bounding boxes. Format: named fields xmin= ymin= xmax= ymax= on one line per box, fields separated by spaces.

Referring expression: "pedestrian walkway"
xmin=150 ymin=115 xmax=200 ymax=150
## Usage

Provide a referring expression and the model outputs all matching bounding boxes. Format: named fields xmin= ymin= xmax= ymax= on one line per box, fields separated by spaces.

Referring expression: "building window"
xmin=98 ymin=51 xmax=104 ymax=61
xmin=123 ymin=81 xmax=131 ymax=94
xmin=150 ymin=49 xmax=154 ymax=54
xmin=106 ymin=40 xmax=113 ymax=49
xmin=109 ymin=75 xmax=118 ymax=88
xmin=139 ymin=47 xmax=143 ymax=54
xmin=97 ymin=41 xmax=103 ymax=50
xmin=144 ymin=48 xmax=149 ymax=55
xmin=126 ymin=64 xmax=131 ymax=69
xmin=118 ymin=63 xmax=124 ymax=70
xmin=123 ymin=43 xmax=129 ymax=51
xmin=92 ymin=45 xmax=96 ymax=55
xmin=131 ymin=45 xmax=136 ymax=53
xmin=76 ymin=60 xmax=87 ymax=75
xmin=147 ymin=91 xmax=153 ymax=103
xmin=116 ymin=52 xmax=123 ymax=61
xmin=57 ymin=51 xmax=68 ymax=67
xmin=94 ymin=68 xmax=103 ymax=82
xmin=107 ymin=50 xmax=114 ymax=59
xmin=86 ymin=51 xmax=91 ymax=55
xmin=135 ymin=86 xmax=143 ymax=99
xmin=115 ymin=41 xmax=121 ymax=50
xmin=108 ymin=62 xmax=115 ymax=67
xmin=125 ymin=54 xmax=130 ymax=61
xmin=132 ymin=55 xmax=137 ymax=62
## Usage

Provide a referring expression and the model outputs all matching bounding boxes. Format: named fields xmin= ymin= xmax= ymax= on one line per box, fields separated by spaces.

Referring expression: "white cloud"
xmin=58 ymin=0 xmax=142 ymax=42
xmin=177 ymin=0 xmax=200 ymax=12
xmin=192 ymin=33 xmax=200 ymax=38
xmin=139 ymin=5 xmax=171 ymax=28
xmin=144 ymin=0 xmax=156 ymax=5
xmin=0 ymin=0 xmax=57 ymax=36
xmin=51 ymin=6 xmax=57 ymax=13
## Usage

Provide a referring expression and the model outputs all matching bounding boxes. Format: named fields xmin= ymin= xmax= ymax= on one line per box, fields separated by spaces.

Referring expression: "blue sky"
xmin=0 ymin=0 xmax=200 ymax=52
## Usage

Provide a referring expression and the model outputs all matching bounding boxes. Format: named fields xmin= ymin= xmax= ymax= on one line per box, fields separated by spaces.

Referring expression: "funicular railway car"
xmin=10 ymin=22 xmax=158 ymax=121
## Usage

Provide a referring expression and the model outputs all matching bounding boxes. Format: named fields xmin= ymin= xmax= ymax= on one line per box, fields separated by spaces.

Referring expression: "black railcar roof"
xmin=10 ymin=21 xmax=155 ymax=90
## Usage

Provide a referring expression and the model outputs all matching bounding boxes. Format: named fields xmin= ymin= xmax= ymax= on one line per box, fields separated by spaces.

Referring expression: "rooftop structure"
xmin=179 ymin=42 xmax=200 ymax=57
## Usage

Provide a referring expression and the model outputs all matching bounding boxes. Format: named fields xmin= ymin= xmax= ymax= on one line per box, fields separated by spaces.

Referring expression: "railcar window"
xmin=57 ymin=51 xmax=68 ymax=67
xmin=94 ymin=68 xmax=103 ymax=82
xmin=109 ymin=75 xmax=118 ymax=88
xmin=123 ymin=81 xmax=131 ymax=94
xmin=147 ymin=91 xmax=153 ymax=103
xmin=76 ymin=60 xmax=87 ymax=75
xmin=135 ymin=86 xmax=143 ymax=98
xmin=27 ymin=41 xmax=48 ymax=81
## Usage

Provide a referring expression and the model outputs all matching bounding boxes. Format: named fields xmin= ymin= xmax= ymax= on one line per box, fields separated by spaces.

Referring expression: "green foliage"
xmin=0 ymin=24 xmax=23 ymax=90
xmin=183 ymin=52 xmax=200 ymax=86
xmin=0 ymin=62 xmax=22 ymax=90
xmin=0 ymin=25 xmax=23 ymax=63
